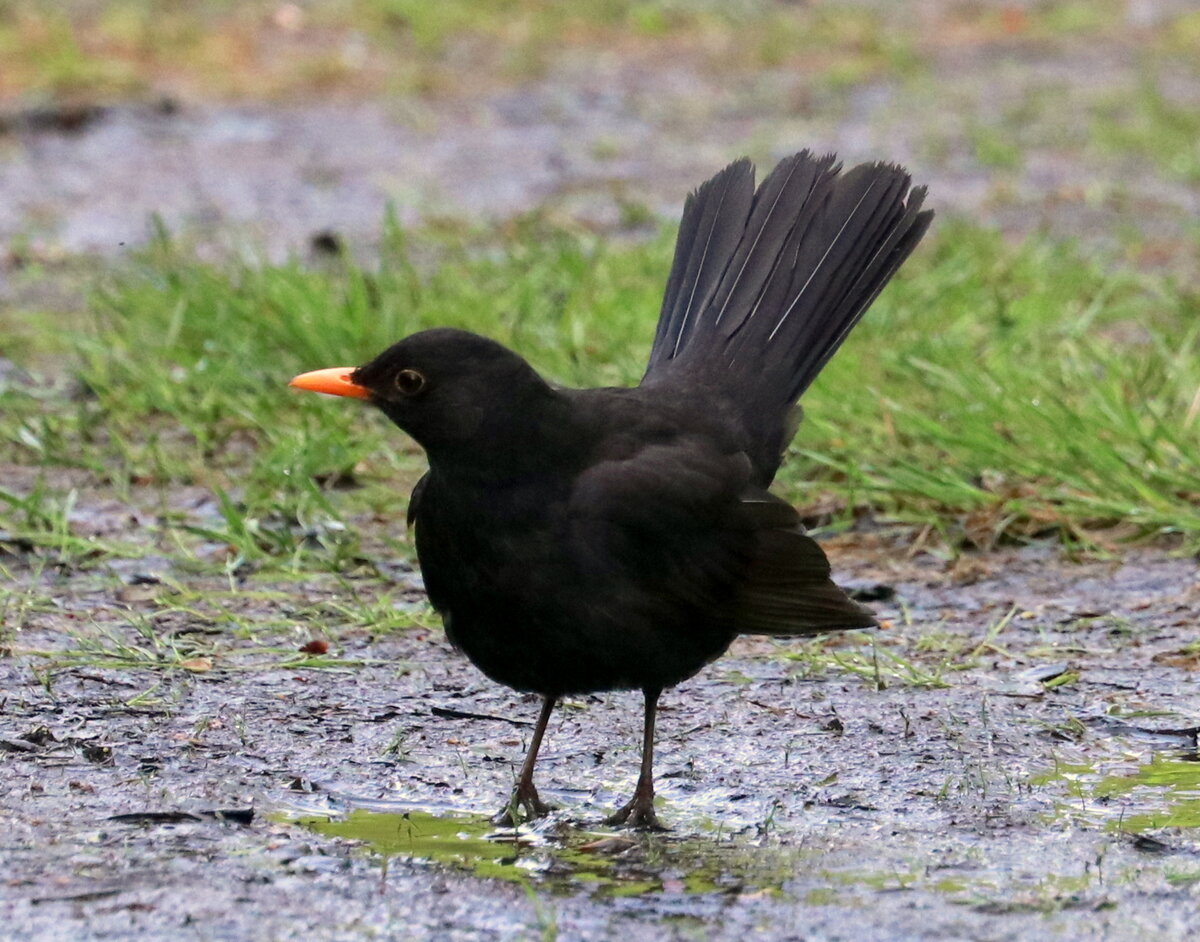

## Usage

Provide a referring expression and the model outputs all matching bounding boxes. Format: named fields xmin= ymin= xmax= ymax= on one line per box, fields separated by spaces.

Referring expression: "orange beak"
xmin=288 ymin=367 xmax=372 ymax=400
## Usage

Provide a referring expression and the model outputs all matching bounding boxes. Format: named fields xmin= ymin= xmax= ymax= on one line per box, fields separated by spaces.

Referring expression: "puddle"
xmin=282 ymin=804 xmax=800 ymax=898
xmin=1034 ymin=749 xmax=1200 ymax=832
xmin=283 ymin=804 xmax=1115 ymax=912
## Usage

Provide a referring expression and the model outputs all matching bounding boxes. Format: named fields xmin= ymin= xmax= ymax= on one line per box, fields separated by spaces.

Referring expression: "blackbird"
xmin=290 ymin=151 xmax=932 ymax=829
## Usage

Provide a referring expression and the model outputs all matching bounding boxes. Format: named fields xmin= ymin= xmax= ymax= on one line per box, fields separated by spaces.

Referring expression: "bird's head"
xmin=289 ymin=328 xmax=559 ymax=463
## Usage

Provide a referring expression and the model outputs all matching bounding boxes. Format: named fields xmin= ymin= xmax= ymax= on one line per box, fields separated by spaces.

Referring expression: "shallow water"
xmin=1035 ymin=747 xmax=1200 ymax=832
xmin=284 ymin=800 xmax=802 ymax=899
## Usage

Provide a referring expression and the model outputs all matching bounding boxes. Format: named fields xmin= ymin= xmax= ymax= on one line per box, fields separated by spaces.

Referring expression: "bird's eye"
xmin=394 ymin=369 xmax=427 ymax=396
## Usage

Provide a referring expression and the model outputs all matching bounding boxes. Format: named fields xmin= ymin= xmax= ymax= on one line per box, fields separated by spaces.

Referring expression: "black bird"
xmin=290 ymin=151 xmax=932 ymax=829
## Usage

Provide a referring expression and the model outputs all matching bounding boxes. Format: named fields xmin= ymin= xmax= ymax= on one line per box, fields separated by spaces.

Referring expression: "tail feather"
xmin=709 ymin=153 xmax=836 ymax=334
xmin=768 ymin=166 xmax=930 ymax=401
xmin=650 ymin=159 xmax=755 ymax=363
xmin=799 ymin=183 xmax=930 ymax=390
xmin=643 ymin=151 xmax=932 ymax=480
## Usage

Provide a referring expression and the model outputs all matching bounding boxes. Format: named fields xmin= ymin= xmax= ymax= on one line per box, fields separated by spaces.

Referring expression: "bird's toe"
xmin=492 ymin=788 xmax=554 ymax=826
xmin=604 ymin=799 xmax=668 ymax=831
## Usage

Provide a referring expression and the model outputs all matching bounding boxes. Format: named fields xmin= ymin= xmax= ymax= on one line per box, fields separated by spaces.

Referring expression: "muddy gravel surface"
xmin=3 ymin=487 xmax=1199 ymax=940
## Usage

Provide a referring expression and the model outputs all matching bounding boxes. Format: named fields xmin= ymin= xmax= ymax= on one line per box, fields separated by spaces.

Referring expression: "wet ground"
xmin=3 ymin=494 xmax=1199 ymax=939
xmin=3 ymin=3 xmax=1200 ymax=939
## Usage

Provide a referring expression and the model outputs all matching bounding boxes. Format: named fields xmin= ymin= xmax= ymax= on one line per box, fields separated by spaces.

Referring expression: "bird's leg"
xmin=605 ymin=687 xmax=667 ymax=830
xmin=493 ymin=695 xmax=557 ymax=826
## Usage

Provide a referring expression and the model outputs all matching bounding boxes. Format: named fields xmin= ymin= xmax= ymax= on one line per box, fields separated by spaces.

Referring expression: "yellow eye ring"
xmin=395 ymin=369 xmax=426 ymax=396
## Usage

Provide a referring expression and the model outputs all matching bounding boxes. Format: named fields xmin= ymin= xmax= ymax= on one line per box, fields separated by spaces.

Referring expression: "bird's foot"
xmin=492 ymin=785 xmax=554 ymax=827
xmin=604 ymin=795 xmax=668 ymax=831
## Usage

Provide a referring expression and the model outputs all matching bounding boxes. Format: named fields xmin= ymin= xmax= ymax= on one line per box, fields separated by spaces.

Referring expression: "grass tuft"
xmin=2 ymin=216 xmax=1198 ymax=565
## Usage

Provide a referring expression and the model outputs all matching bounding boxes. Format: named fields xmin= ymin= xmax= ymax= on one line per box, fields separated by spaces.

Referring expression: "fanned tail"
xmin=643 ymin=151 xmax=932 ymax=480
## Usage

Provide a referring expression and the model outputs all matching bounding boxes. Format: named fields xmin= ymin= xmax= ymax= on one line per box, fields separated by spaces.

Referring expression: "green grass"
xmin=0 ymin=0 xmax=925 ymax=103
xmin=6 ymin=567 xmax=432 ymax=675
xmin=1091 ymin=78 xmax=1200 ymax=183
xmin=1 ymin=215 xmax=1199 ymax=570
xmin=4 ymin=0 xmax=1188 ymax=106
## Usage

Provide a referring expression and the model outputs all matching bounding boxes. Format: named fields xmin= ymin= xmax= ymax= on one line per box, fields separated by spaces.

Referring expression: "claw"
xmin=492 ymin=784 xmax=554 ymax=826
xmin=605 ymin=796 xmax=668 ymax=831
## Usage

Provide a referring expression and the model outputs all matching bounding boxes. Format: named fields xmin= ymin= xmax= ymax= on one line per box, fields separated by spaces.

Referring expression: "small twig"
xmin=107 ymin=808 xmax=254 ymax=825
xmin=31 ymin=888 xmax=123 ymax=905
xmin=430 ymin=706 xmax=532 ymax=727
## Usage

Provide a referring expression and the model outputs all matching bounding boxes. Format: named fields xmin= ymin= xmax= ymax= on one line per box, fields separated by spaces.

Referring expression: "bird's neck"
xmin=423 ymin=388 xmax=583 ymax=486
